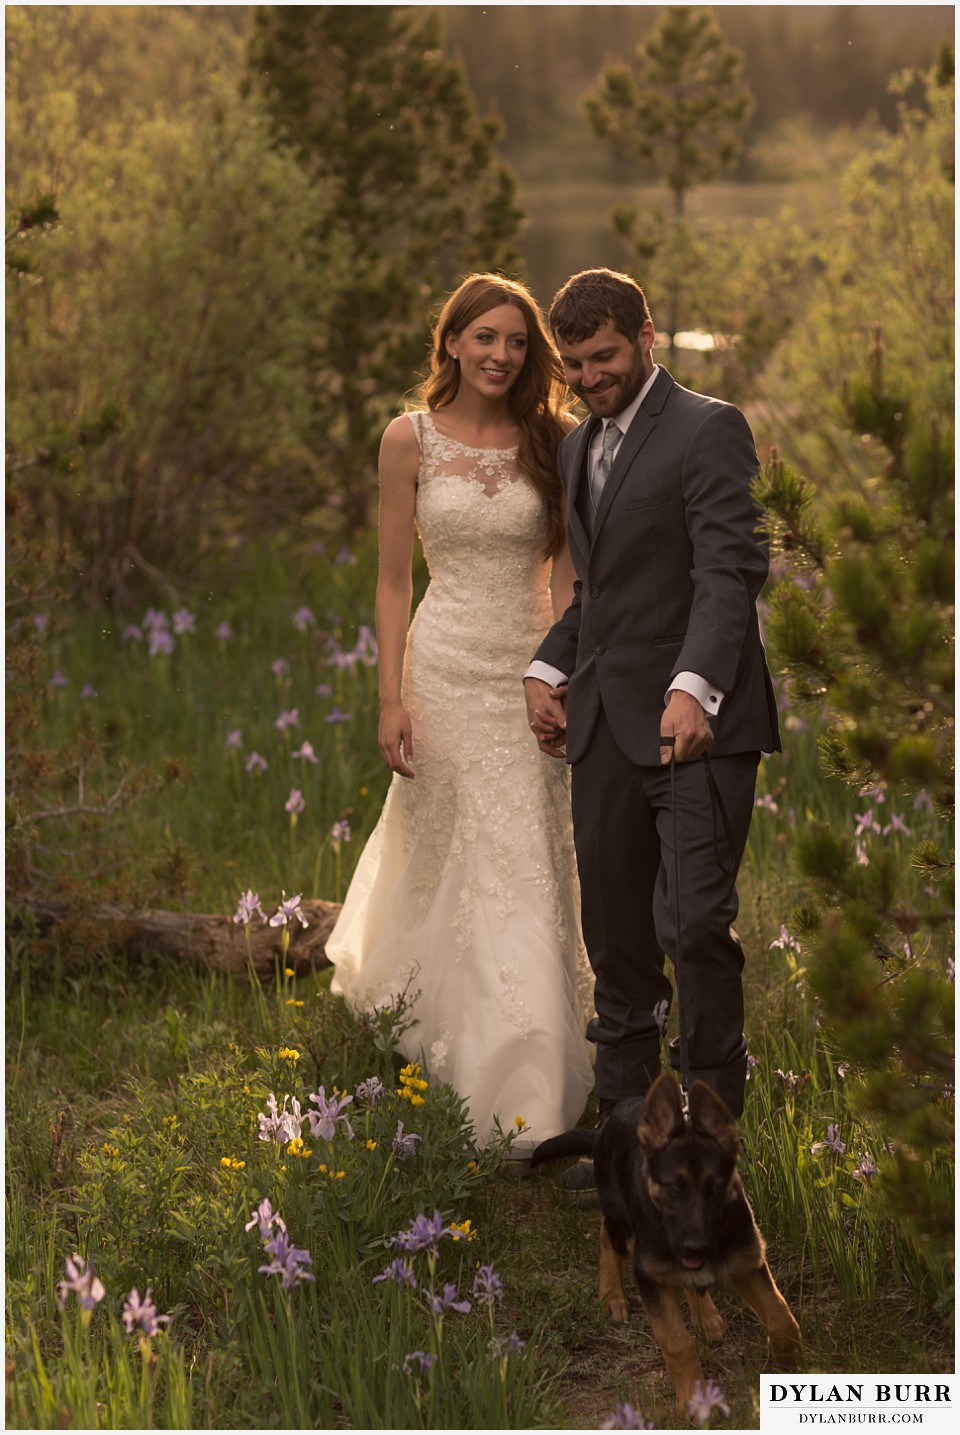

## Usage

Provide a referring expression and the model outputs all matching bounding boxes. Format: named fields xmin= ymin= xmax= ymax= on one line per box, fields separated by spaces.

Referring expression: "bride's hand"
xmin=524 ymin=677 xmax=567 ymax=759
xmin=378 ymin=700 xmax=415 ymax=778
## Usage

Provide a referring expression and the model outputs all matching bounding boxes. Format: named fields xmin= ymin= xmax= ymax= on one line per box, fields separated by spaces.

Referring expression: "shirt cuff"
xmin=524 ymin=660 xmax=569 ymax=687
xmin=668 ymin=671 xmax=724 ymax=714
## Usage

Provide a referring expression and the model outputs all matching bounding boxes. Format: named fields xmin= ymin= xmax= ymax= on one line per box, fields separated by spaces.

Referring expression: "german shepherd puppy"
xmin=531 ymin=1071 xmax=801 ymax=1414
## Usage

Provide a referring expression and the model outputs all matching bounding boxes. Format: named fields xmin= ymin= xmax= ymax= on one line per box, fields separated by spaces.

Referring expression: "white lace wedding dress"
xmin=327 ymin=411 xmax=594 ymax=1151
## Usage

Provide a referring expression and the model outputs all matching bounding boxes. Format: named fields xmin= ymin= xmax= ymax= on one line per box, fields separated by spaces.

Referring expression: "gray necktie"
xmin=590 ymin=420 xmax=620 ymax=510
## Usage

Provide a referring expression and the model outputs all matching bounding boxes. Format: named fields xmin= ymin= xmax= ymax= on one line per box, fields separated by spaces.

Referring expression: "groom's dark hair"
xmin=549 ymin=268 xmax=651 ymax=346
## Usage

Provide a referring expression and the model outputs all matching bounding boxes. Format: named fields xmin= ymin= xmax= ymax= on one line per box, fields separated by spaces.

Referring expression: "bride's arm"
xmin=375 ymin=416 xmax=420 ymax=778
xmin=549 ymin=535 xmax=577 ymax=623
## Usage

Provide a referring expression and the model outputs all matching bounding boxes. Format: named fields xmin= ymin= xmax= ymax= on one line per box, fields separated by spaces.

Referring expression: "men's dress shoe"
xmin=552 ymin=1094 xmax=635 ymax=1192
xmin=553 ymin=1100 xmax=617 ymax=1192
xmin=553 ymin=1156 xmax=596 ymax=1191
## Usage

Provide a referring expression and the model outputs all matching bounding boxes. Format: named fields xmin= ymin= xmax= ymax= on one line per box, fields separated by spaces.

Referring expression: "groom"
xmin=525 ymin=268 xmax=779 ymax=1121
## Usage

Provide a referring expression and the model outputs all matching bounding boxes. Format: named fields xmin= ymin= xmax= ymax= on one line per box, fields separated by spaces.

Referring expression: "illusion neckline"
xmin=418 ymin=410 xmax=519 ymax=455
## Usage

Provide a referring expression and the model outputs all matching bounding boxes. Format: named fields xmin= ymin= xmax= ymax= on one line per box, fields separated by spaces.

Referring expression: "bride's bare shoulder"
xmin=379 ymin=412 xmax=423 ymax=484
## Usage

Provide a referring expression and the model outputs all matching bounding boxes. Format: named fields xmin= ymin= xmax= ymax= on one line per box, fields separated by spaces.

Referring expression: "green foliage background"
xmin=5 ymin=10 xmax=955 ymax=1421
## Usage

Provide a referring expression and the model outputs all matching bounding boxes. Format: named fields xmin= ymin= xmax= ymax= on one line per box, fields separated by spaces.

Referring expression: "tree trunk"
xmin=11 ymin=896 xmax=341 ymax=980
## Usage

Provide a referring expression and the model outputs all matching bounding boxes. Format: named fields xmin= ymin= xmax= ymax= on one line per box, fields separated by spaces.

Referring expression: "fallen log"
xmin=9 ymin=896 xmax=340 ymax=979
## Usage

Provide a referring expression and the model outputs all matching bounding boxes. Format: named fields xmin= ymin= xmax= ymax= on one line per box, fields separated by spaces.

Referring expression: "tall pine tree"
xmin=585 ymin=5 xmax=753 ymax=364
xmin=247 ymin=5 xmax=524 ymax=529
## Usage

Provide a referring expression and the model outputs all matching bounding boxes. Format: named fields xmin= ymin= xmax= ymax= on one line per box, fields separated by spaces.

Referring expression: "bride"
xmin=327 ymin=273 xmax=593 ymax=1153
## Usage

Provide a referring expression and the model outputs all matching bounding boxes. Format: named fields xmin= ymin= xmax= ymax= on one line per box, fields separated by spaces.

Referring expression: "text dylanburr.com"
xmin=761 ymin=1377 xmax=957 ymax=1433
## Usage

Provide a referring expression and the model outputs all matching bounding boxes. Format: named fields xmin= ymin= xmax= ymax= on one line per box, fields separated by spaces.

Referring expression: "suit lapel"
xmin=592 ymin=368 xmax=674 ymax=541
xmin=564 ymin=415 xmax=599 ymax=554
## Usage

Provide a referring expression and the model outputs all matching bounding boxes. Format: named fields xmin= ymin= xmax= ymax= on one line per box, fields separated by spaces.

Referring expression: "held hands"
xmin=660 ymin=689 xmax=714 ymax=764
xmin=524 ymin=677 xmax=568 ymax=759
xmin=379 ymin=699 xmax=415 ymax=778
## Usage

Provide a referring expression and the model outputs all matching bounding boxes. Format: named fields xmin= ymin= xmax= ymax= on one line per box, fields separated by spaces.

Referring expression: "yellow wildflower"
xmin=514 ymin=1115 xmax=527 ymax=1130
xmin=285 ymin=999 xmax=305 ymax=1008
xmin=450 ymin=1219 xmax=477 ymax=1242
xmin=278 ymin=1047 xmax=300 ymax=1062
xmin=366 ymin=1139 xmax=378 ymax=1151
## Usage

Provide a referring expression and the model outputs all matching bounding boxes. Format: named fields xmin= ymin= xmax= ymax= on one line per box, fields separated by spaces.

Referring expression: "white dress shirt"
xmin=525 ymin=365 xmax=725 ymax=715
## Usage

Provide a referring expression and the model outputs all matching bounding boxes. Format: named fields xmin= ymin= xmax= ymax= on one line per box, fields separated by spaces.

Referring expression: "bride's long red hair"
xmin=418 ymin=274 xmax=572 ymax=559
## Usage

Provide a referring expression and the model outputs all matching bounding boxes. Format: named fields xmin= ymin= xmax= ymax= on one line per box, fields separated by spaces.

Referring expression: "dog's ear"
xmin=688 ymin=1081 xmax=741 ymax=1159
xmin=637 ymin=1072 xmax=685 ymax=1155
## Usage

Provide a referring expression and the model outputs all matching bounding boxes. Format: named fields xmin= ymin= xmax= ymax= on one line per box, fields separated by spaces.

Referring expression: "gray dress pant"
xmin=570 ymin=705 xmax=759 ymax=1118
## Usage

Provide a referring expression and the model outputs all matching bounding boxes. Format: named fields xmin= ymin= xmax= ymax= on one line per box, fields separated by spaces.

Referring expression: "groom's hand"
xmin=660 ymin=689 xmax=714 ymax=764
xmin=524 ymin=677 xmax=568 ymax=759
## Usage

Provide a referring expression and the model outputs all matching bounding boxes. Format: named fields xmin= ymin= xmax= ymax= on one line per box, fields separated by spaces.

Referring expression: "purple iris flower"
xmin=269 ymin=893 xmax=308 ymax=929
xmin=688 ymin=1379 xmax=730 ymax=1426
xmin=471 ymin=1264 xmax=503 ymax=1303
xmin=148 ymin=629 xmax=176 ymax=657
xmin=391 ymin=1120 xmax=421 ymax=1161
xmin=257 ymin=1093 xmax=301 ymax=1144
xmin=372 ymin=1258 xmax=417 ymax=1289
xmin=292 ymin=740 xmax=319 ymax=764
xmin=121 ymin=1287 xmax=170 ymax=1337
xmin=57 ymin=1254 xmax=106 ymax=1311
xmin=426 ymin=1282 xmax=472 ymax=1315
xmin=259 ymin=1230 xmax=315 ymax=1290
xmin=233 ymin=889 xmax=266 ymax=925
xmin=306 ymin=1086 xmax=354 ymax=1142
xmin=355 ymin=1076 xmax=385 ymax=1106
xmin=601 ymin=1403 xmax=653 ymax=1430
xmin=393 ymin=1210 xmax=454 ymax=1253
xmin=244 ymin=1197 xmax=287 ymax=1239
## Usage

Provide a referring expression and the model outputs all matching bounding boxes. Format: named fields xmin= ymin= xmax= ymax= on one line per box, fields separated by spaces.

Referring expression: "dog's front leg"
xmin=686 ymin=1287 xmax=725 ymax=1343
xmin=637 ymin=1277 xmax=704 ymax=1414
xmin=598 ymin=1218 xmax=629 ymax=1322
xmin=730 ymin=1263 xmax=802 ymax=1364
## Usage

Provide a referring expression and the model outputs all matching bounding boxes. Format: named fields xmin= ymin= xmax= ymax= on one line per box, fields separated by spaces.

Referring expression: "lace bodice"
xmin=408 ymin=411 xmax=554 ymax=666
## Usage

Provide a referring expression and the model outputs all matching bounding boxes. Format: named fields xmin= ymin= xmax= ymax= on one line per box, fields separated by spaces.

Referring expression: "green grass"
xmin=5 ymin=539 xmax=953 ymax=1428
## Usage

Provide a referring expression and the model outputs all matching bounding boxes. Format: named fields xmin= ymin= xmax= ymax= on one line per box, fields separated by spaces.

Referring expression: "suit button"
xmin=590 ymin=586 xmax=600 ymax=598
xmin=596 ymin=645 xmax=606 ymax=655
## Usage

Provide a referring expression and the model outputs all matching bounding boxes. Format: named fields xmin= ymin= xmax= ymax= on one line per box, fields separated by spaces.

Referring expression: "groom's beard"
xmin=573 ymin=350 xmax=648 ymax=418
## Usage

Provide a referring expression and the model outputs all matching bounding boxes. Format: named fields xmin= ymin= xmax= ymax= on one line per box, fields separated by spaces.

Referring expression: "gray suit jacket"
xmin=535 ymin=367 xmax=781 ymax=765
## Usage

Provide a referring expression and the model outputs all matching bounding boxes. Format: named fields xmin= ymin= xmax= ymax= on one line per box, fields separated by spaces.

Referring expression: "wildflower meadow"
xmin=5 ymin=536 xmax=954 ymax=1429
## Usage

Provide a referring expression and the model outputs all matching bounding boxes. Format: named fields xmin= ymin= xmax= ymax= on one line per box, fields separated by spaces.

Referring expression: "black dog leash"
xmin=660 ymin=739 xmax=737 ymax=1110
